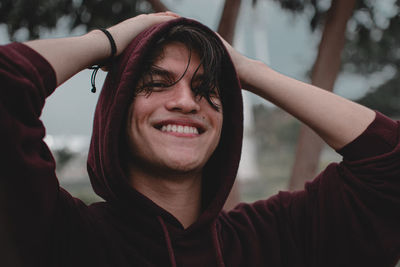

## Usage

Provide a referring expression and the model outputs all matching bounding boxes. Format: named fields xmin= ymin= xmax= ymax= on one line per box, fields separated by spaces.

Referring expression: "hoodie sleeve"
xmin=302 ymin=112 xmax=400 ymax=266
xmin=0 ymin=43 xmax=60 ymax=263
xmin=221 ymin=112 xmax=400 ymax=267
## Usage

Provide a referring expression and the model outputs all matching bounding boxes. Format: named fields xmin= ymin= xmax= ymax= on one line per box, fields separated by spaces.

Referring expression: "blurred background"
xmin=1 ymin=0 xmax=399 ymax=210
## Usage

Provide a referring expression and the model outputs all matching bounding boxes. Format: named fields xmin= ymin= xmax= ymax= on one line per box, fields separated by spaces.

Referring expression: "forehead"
xmin=153 ymin=42 xmax=202 ymax=71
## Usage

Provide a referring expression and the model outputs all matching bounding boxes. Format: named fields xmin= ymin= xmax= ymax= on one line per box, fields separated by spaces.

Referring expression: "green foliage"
xmin=53 ymin=147 xmax=75 ymax=171
xmin=242 ymin=104 xmax=300 ymax=201
xmin=341 ymin=1 xmax=400 ymax=115
xmin=253 ymin=104 xmax=300 ymax=151
xmin=253 ymin=0 xmax=327 ymax=30
xmin=342 ymin=1 xmax=400 ymax=73
xmin=358 ymin=76 xmax=400 ymax=117
xmin=253 ymin=0 xmax=400 ymax=116
xmin=0 ymin=0 xmax=151 ymax=40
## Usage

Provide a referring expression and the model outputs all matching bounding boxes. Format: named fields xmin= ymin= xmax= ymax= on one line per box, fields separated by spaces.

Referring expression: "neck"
xmin=128 ymin=166 xmax=202 ymax=229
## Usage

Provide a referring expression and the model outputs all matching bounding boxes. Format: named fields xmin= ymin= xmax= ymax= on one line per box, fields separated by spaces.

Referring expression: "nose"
xmin=165 ymin=83 xmax=200 ymax=114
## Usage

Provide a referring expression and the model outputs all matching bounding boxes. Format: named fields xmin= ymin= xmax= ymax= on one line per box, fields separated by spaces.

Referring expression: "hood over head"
xmin=87 ymin=17 xmax=243 ymax=229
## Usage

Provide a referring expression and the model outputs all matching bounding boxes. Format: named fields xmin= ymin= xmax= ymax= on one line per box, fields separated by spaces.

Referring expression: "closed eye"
xmin=145 ymin=81 xmax=170 ymax=90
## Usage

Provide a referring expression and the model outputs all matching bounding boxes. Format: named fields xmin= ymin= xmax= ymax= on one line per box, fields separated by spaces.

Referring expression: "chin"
xmin=162 ymin=157 xmax=204 ymax=174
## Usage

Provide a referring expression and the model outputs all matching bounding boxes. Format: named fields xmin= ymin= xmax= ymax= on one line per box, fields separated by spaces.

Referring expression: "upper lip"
xmin=153 ymin=118 xmax=206 ymax=134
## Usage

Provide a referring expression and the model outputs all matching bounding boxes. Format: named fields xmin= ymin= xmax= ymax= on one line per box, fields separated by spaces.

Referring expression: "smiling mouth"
xmin=160 ymin=124 xmax=199 ymax=134
xmin=153 ymin=120 xmax=205 ymax=135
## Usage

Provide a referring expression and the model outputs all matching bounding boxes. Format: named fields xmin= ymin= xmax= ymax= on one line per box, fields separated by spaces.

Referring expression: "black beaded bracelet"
xmin=88 ymin=28 xmax=116 ymax=93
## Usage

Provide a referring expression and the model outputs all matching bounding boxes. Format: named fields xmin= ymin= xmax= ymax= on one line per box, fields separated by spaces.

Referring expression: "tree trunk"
xmin=217 ymin=0 xmax=242 ymax=44
xmin=147 ymin=0 xmax=168 ymax=12
xmin=288 ymin=0 xmax=356 ymax=191
xmin=217 ymin=0 xmax=242 ymax=211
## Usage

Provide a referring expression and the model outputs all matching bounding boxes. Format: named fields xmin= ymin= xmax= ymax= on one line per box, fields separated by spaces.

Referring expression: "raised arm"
xmin=25 ymin=12 xmax=179 ymax=86
xmin=220 ymin=34 xmax=400 ymax=266
xmin=0 ymin=13 xmax=179 ymax=265
xmin=221 ymin=38 xmax=375 ymax=150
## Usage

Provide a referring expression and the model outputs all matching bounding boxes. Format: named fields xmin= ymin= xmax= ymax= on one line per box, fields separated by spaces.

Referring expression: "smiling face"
xmin=126 ymin=42 xmax=223 ymax=176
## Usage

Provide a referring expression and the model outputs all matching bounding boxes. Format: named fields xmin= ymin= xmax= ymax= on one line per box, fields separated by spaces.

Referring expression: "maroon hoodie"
xmin=1 ymin=18 xmax=399 ymax=267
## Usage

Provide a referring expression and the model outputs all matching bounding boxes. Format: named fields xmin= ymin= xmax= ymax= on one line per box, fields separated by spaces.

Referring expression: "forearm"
xmin=24 ymin=13 xmax=179 ymax=86
xmin=25 ymin=31 xmax=110 ymax=86
xmin=239 ymin=59 xmax=375 ymax=150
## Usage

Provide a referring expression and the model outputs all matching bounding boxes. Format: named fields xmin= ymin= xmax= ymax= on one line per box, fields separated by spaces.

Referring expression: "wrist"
xmin=84 ymin=30 xmax=114 ymax=66
xmin=236 ymin=58 xmax=265 ymax=90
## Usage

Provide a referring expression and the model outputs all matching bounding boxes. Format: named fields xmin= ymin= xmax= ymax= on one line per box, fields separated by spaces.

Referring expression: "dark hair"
xmin=135 ymin=25 xmax=227 ymax=111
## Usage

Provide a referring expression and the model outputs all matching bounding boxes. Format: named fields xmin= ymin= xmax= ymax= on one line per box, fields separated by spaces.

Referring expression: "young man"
xmin=1 ymin=12 xmax=399 ymax=267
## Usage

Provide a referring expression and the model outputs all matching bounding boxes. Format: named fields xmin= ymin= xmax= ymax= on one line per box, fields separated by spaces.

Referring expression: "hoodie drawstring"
xmin=158 ymin=216 xmax=177 ymax=267
xmin=212 ymin=221 xmax=226 ymax=267
xmin=157 ymin=217 xmax=225 ymax=267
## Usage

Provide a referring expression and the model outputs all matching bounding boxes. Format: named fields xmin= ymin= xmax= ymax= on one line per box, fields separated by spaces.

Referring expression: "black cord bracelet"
xmin=88 ymin=28 xmax=116 ymax=93
xmin=98 ymin=28 xmax=117 ymax=58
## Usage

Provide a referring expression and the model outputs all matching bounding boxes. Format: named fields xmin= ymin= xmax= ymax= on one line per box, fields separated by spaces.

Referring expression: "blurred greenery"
xmin=261 ymin=0 xmax=400 ymax=116
xmin=0 ymin=0 xmax=151 ymax=40
xmin=242 ymin=105 xmax=299 ymax=201
xmin=53 ymin=147 xmax=75 ymax=171
xmin=253 ymin=104 xmax=301 ymax=151
xmin=358 ymin=76 xmax=400 ymax=117
xmin=61 ymin=180 xmax=103 ymax=204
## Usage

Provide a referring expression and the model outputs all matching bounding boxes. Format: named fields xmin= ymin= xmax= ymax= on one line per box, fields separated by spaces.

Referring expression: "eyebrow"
xmin=148 ymin=66 xmax=171 ymax=76
xmin=148 ymin=65 xmax=205 ymax=81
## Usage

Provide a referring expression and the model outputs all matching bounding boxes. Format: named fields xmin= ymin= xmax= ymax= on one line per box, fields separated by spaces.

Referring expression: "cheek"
xmin=210 ymin=110 xmax=223 ymax=145
xmin=125 ymin=108 xmax=138 ymax=155
xmin=213 ymin=103 xmax=223 ymax=132
xmin=215 ymin=116 xmax=223 ymax=143
xmin=125 ymin=100 xmax=145 ymax=148
xmin=128 ymin=97 xmax=153 ymax=128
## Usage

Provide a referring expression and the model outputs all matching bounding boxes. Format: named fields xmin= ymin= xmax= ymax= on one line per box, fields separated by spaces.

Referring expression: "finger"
xmin=153 ymin=11 xmax=180 ymax=18
xmin=165 ymin=11 xmax=180 ymax=17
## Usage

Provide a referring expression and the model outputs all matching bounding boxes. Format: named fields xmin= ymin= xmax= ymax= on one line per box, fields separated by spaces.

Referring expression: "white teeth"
xmin=160 ymin=124 xmax=199 ymax=134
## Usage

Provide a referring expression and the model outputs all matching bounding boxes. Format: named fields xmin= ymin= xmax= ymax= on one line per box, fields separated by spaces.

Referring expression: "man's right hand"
xmin=106 ymin=12 xmax=179 ymax=57
xmin=25 ymin=12 xmax=179 ymax=86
